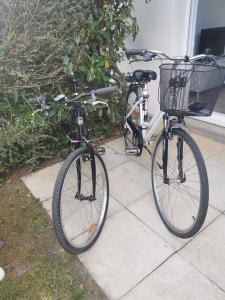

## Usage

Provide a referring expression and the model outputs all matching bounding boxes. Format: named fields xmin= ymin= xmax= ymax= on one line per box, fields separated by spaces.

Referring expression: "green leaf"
xmin=63 ymin=56 xmax=70 ymax=66
xmin=87 ymin=67 xmax=95 ymax=82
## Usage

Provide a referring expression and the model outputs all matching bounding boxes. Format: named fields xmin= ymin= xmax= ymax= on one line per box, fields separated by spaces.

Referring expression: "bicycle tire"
xmin=52 ymin=146 xmax=109 ymax=254
xmin=151 ymin=128 xmax=209 ymax=238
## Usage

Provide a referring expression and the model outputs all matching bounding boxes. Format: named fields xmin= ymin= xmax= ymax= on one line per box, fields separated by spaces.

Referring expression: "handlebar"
xmin=125 ymin=49 xmax=148 ymax=56
xmin=125 ymin=48 xmax=215 ymax=63
xmin=28 ymin=96 xmax=49 ymax=116
xmin=55 ymin=85 xmax=118 ymax=104
xmin=93 ymin=86 xmax=118 ymax=96
xmin=29 ymin=85 xmax=118 ymax=115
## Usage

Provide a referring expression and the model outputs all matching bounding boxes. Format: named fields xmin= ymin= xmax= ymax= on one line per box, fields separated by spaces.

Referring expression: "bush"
xmin=0 ymin=121 xmax=68 ymax=176
xmin=0 ymin=0 xmax=139 ymax=92
xmin=0 ymin=0 xmax=150 ymax=176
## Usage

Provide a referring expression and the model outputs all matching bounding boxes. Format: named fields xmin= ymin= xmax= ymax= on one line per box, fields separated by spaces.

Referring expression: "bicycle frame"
xmin=125 ymin=82 xmax=186 ymax=183
xmin=125 ymin=86 xmax=163 ymax=146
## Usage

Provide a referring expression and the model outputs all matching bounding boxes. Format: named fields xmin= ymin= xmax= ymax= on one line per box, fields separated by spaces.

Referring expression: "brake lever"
xmin=129 ymin=57 xmax=153 ymax=64
xmin=129 ymin=59 xmax=139 ymax=64
xmin=32 ymin=108 xmax=42 ymax=116
xmin=92 ymin=101 xmax=108 ymax=108
xmin=54 ymin=94 xmax=66 ymax=102
xmin=32 ymin=104 xmax=49 ymax=116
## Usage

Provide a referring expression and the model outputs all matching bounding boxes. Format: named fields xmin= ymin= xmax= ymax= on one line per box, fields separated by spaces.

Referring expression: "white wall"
xmin=119 ymin=0 xmax=191 ymax=114
xmin=195 ymin=0 xmax=225 ymax=54
xmin=171 ymin=0 xmax=191 ymax=55
xmin=125 ymin=0 xmax=190 ymax=56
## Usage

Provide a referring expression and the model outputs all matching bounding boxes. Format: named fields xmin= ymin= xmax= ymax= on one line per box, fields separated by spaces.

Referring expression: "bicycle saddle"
xmin=133 ymin=69 xmax=157 ymax=82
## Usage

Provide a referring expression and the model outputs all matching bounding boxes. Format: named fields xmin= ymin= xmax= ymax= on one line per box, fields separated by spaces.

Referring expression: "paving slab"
xmin=122 ymin=253 xmax=225 ymax=300
xmin=205 ymin=162 xmax=225 ymax=211
xmin=79 ymin=208 xmax=174 ymax=300
xmin=108 ymin=160 xmax=152 ymax=207
xmin=103 ymin=145 xmax=128 ymax=170
xmin=107 ymin=137 xmax=153 ymax=169
xmin=128 ymin=192 xmax=220 ymax=251
xmin=22 ymin=162 xmax=63 ymax=201
xmin=191 ymin=133 xmax=225 ymax=159
xmin=180 ymin=214 xmax=225 ymax=291
xmin=206 ymin=149 xmax=225 ymax=171
xmin=106 ymin=137 xmax=125 ymax=154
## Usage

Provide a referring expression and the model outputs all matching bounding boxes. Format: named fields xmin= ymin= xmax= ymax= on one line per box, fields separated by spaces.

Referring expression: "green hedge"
xmin=0 ymin=122 xmax=68 ymax=176
xmin=0 ymin=0 xmax=150 ymax=176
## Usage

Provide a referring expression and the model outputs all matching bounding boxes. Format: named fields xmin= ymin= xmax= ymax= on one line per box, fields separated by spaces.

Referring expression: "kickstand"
xmin=144 ymin=145 xmax=152 ymax=156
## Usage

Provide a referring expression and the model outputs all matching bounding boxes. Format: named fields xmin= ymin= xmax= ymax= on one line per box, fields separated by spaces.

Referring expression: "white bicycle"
xmin=124 ymin=48 xmax=225 ymax=238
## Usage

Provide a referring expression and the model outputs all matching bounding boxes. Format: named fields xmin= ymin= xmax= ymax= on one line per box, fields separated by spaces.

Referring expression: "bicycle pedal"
xmin=125 ymin=147 xmax=139 ymax=155
xmin=95 ymin=147 xmax=106 ymax=155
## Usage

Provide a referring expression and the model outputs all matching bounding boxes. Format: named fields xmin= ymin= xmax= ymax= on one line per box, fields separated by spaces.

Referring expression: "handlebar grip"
xmin=94 ymin=86 xmax=118 ymax=96
xmin=125 ymin=49 xmax=147 ymax=56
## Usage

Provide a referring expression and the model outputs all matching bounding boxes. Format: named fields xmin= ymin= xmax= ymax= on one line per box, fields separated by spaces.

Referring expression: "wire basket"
xmin=159 ymin=63 xmax=225 ymax=116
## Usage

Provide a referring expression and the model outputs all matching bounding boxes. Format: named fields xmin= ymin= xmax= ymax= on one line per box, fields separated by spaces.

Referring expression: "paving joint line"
xmin=105 ymin=142 xmax=152 ymax=171
xmin=208 ymin=203 xmax=225 ymax=214
xmin=118 ymin=251 xmax=177 ymax=299
xmin=121 ymin=225 xmax=225 ymax=300
xmin=177 ymin=212 xmax=224 ymax=253
xmin=106 ymin=192 xmax=175 ymax=251
xmin=103 ymin=155 xmax=130 ymax=172
xmin=108 ymin=191 xmax=152 ymax=214
xmin=123 ymin=200 xmax=225 ymax=255
xmin=123 ymin=202 xmax=179 ymax=252
xmin=178 ymin=252 xmax=225 ymax=295
xmin=204 ymin=147 xmax=225 ymax=162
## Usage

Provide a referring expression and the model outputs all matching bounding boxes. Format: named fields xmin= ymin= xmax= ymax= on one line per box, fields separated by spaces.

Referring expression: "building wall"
xmin=119 ymin=0 xmax=191 ymax=114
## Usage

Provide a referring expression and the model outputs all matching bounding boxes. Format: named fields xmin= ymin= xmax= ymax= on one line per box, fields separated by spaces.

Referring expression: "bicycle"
xmin=31 ymin=77 xmax=118 ymax=253
xmin=124 ymin=49 xmax=225 ymax=238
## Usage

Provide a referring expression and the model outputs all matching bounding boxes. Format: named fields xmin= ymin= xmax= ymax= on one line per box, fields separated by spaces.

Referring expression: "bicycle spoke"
xmin=53 ymin=148 xmax=108 ymax=252
xmin=152 ymin=129 xmax=208 ymax=237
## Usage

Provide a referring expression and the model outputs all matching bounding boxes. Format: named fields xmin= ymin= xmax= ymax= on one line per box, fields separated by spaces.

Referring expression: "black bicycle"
xmin=31 ymin=77 xmax=118 ymax=253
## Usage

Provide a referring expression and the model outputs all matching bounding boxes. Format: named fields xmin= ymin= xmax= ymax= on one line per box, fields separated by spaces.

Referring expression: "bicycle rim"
xmin=151 ymin=129 xmax=208 ymax=238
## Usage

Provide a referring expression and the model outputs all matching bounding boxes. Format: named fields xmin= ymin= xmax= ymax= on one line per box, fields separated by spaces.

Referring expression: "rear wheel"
xmin=52 ymin=147 xmax=109 ymax=254
xmin=151 ymin=128 xmax=208 ymax=238
xmin=124 ymin=87 xmax=143 ymax=151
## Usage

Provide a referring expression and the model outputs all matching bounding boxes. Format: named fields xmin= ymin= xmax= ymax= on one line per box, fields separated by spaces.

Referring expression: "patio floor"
xmin=22 ymin=131 xmax=225 ymax=300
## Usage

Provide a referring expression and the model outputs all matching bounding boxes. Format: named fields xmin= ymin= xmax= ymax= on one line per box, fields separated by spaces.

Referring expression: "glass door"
xmin=188 ymin=0 xmax=225 ymax=127
xmin=214 ymin=87 xmax=225 ymax=115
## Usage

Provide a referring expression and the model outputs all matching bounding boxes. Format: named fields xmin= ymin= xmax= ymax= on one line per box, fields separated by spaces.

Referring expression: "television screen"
xmin=199 ymin=27 xmax=225 ymax=55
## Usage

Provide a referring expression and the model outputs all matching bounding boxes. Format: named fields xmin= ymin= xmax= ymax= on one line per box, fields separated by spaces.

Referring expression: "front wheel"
xmin=52 ymin=147 xmax=109 ymax=254
xmin=151 ymin=128 xmax=209 ymax=238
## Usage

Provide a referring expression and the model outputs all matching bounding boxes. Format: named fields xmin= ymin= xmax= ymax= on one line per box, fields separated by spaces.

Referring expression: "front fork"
xmin=177 ymin=137 xmax=186 ymax=183
xmin=75 ymin=136 xmax=96 ymax=201
xmin=162 ymin=115 xmax=185 ymax=184
xmin=87 ymin=143 xmax=96 ymax=200
xmin=75 ymin=109 xmax=96 ymax=201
